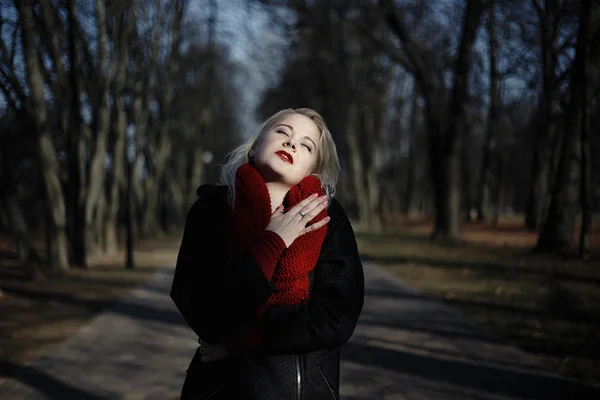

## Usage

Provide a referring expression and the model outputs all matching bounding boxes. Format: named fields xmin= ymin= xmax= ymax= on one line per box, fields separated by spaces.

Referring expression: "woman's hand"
xmin=198 ymin=338 xmax=229 ymax=363
xmin=266 ymin=194 xmax=330 ymax=247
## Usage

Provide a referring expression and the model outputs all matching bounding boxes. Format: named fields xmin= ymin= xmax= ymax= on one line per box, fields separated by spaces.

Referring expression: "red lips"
xmin=276 ymin=150 xmax=294 ymax=164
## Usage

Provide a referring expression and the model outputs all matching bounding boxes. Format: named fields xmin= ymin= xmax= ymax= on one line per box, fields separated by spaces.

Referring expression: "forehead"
xmin=275 ymin=113 xmax=320 ymax=140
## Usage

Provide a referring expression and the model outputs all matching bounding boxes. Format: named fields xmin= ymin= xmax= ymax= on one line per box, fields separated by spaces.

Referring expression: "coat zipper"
xmin=316 ymin=365 xmax=340 ymax=400
xmin=295 ymin=354 xmax=303 ymax=400
xmin=191 ymin=384 xmax=224 ymax=400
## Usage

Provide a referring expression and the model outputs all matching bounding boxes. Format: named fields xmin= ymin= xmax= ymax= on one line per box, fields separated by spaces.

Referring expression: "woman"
xmin=170 ymin=108 xmax=364 ymax=399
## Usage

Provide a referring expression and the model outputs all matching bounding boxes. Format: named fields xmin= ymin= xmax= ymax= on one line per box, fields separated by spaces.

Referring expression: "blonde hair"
xmin=220 ymin=108 xmax=341 ymax=208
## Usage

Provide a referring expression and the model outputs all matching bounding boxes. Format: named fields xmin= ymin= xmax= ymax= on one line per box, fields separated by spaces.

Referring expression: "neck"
xmin=266 ymin=181 xmax=291 ymax=213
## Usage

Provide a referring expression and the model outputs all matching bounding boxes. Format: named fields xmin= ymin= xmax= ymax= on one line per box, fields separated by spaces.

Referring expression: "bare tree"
xmin=142 ymin=0 xmax=187 ymax=237
xmin=15 ymin=0 xmax=69 ymax=272
xmin=536 ymin=1 xmax=593 ymax=253
xmin=475 ymin=1 xmax=500 ymax=222
xmin=104 ymin=1 xmax=137 ymax=253
xmin=379 ymin=0 xmax=486 ymax=241
xmin=524 ymin=0 xmax=578 ymax=231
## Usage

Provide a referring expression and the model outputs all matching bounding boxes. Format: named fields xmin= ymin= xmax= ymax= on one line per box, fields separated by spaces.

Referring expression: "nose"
xmin=283 ymin=138 xmax=297 ymax=151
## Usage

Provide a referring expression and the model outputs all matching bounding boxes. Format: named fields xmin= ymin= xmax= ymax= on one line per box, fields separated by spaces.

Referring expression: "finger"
xmin=271 ymin=204 xmax=284 ymax=216
xmin=201 ymin=354 xmax=211 ymax=363
xmin=298 ymin=195 xmax=327 ymax=216
xmin=299 ymin=216 xmax=330 ymax=235
xmin=287 ymin=193 xmax=320 ymax=214
xmin=302 ymin=198 xmax=328 ymax=222
xmin=291 ymin=196 xmax=327 ymax=223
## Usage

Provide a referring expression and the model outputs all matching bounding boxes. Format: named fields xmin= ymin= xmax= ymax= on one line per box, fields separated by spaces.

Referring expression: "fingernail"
xmin=312 ymin=193 xmax=319 ymax=198
xmin=325 ymin=217 xmax=331 ymax=221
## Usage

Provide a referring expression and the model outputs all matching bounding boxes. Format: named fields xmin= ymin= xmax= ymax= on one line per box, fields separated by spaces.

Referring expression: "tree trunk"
xmin=142 ymin=143 xmax=171 ymax=237
xmin=170 ymin=153 xmax=187 ymax=224
xmin=524 ymin=0 xmax=558 ymax=231
xmin=346 ymin=106 xmax=370 ymax=227
xmin=39 ymin=136 xmax=70 ymax=271
xmin=142 ymin=0 xmax=184 ymax=236
xmin=429 ymin=0 xmax=484 ymax=242
xmin=524 ymin=138 xmax=550 ymax=230
xmin=189 ymin=147 xmax=205 ymax=204
xmin=93 ymin=194 xmax=106 ymax=252
xmin=125 ymin=152 xmax=135 ymax=269
xmin=364 ymin=105 xmax=383 ymax=232
xmin=536 ymin=0 xmax=590 ymax=253
xmin=66 ymin=0 xmax=87 ymax=267
xmin=0 ymin=144 xmax=36 ymax=262
xmin=105 ymin=93 xmax=127 ymax=254
xmin=402 ymin=94 xmax=418 ymax=214
xmin=16 ymin=0 xmax=69 ymax=272
xmin=0 ymin=177 xmax=35 ymax=262
xmin=579 ymin=97 xmax=591 ymax=258
xmin=366 ymin=160 xmax=381 ymax=231
xmin=429 ymin=131 xmax=462 ymax=242
xmin=578 ymin=2 xmax=596 ymax=257
xmin=85 ymin=0 xmax=112 ymax=253
xmin=476 ymin=2 xmax=499 ymax=222
xmin=131 ymin=88 xmax=149 ymax=239
xmin=104 ymin=2 xmax=134 ymax=253
xmin=491 ymin=152 xmax=505 ymax=228
xmin=461 ymin=115 xmax=473 ymax=222
xmin=142 ymin=177 xmax=159 ymax=237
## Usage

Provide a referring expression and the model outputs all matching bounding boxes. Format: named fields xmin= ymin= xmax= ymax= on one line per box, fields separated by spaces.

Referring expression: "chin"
xmin=258 ymin=162 xmax=301 ymax=186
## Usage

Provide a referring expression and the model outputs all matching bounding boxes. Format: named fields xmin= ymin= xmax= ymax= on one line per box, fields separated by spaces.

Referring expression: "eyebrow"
xmin=275 ymin=124 xmax=317 ymax=148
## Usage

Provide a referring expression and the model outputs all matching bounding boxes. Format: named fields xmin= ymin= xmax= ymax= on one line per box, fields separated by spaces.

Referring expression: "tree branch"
xmin=0 ymin=64 xmax=26 ymax=106
xmin=346 ymin=17 xmax=417 ymax=75
xmin=0 ymin=77 xmax=22 ymax=115
xmin=377 ymin=0 xmax=429 ymax=84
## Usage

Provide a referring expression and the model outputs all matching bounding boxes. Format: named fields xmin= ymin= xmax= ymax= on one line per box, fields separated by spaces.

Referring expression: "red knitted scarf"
xmin=229 ymin=163 xmax=328 ymax=309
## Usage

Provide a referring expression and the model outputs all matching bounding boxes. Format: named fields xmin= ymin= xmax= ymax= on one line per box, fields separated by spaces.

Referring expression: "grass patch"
xmin=0 ymin=233 xmax=182 ymax=365
xmin=356 ymin=216 xmax=600 ymax=386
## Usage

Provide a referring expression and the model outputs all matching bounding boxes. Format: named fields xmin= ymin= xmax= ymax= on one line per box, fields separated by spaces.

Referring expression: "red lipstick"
xmin=276 ymin=150 xmax=294 ymax=164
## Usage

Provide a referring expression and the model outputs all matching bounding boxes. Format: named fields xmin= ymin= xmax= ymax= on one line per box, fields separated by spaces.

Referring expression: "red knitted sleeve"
xmin=248 ymin=230 xmax=286 ymax=281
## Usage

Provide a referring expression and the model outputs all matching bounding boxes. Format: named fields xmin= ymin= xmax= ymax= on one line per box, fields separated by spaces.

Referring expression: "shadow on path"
xmin=1 ymin=285 xmax=187 ymax=328
xmin=0 ymin=360 xmax=109 ymax=400
xmin=342 ymin=341 xmax=599 ymax=400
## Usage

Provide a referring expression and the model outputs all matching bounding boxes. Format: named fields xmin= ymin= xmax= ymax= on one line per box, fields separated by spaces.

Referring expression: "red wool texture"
xmin=229 ymin=163 xmax=328 ymax=312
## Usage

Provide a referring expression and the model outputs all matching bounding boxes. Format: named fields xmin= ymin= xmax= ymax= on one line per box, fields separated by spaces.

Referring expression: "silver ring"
xmin=298 ymin=211 xmax=306 ymax=217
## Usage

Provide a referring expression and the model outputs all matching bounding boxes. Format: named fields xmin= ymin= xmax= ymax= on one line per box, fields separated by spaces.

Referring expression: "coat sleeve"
xmin=169 ymin=194 xmax=277 ymax=343
xmin=259 ymin=199 xmax=365 ymax=354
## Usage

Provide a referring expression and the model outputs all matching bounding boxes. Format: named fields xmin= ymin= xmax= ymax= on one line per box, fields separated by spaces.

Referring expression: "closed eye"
xmin=303 ymin=144 xmax=313 ymax=152
xmin=277 ymin=130 xmax=289 ymax=136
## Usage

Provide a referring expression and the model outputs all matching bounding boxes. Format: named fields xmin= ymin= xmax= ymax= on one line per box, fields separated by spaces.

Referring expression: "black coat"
xmin=170 ymin=184 xmax=365 ymax=399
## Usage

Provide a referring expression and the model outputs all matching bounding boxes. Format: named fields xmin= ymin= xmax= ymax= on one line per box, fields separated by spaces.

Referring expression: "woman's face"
xmin=252 ymin=113 xmax=320 ymax=187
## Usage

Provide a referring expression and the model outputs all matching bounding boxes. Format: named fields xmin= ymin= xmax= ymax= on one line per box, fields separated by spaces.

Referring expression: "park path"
xmin=0 ymin=262 xmax=597 ymax=399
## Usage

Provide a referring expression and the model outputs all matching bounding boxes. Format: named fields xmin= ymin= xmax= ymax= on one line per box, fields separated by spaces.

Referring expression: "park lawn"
xmin=356 ymin=216 xmax=600 ymax=387
xmin=0 ymin=233 xmax=182 ymax=366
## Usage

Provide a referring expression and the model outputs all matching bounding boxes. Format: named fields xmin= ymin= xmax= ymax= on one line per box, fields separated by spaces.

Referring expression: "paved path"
xmin=340 ymin=265 xmax=598 ymax=399
xmin=0 ymin=262 xmax=597 ymax=399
